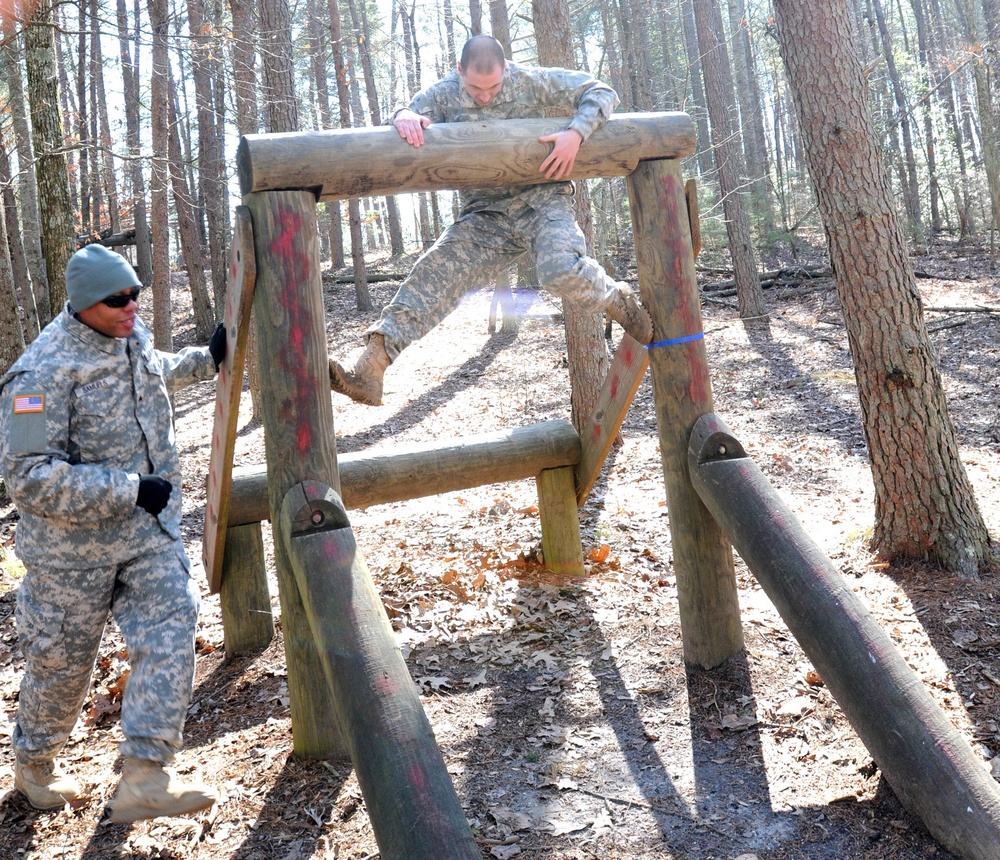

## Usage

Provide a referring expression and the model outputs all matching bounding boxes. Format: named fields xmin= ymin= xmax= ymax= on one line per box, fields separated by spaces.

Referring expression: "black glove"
xmin=137 ymin=475 xmax=172 ymax=516
xmin=208 ymin=322 xmax=227 ymax=371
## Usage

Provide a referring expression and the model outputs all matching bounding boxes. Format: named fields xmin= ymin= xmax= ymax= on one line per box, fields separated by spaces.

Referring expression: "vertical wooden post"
xmin=220 ymin=522 xmax=273 ymax=656
xmin=626 ymin=158 xmax=743 ymax=668
xmin=243 ymin=189 xmax=346 ymax=758
xmin=537 ymin=465 xmax=584 ymax=576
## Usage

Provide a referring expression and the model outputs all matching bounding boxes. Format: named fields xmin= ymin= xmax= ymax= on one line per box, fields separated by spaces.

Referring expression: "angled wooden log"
xmin=203 ymin=206 xmax=256 ymax=593
xmin=574 ymin=335 xmax=648 ymax=506
xmin=279 ymin=482 xmax=480 ymax=860
xmin=688 ymin=412 xmax=1000 ymax=860
xmin=237 ymin=112 xmax=696 ymax=201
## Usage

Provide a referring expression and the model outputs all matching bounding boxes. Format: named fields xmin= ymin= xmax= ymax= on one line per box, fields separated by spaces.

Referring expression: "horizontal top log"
xmin=227 ymin=419 xmax=582 ymax=526
xmin=237 ymin=112 xmax=695 ymax=201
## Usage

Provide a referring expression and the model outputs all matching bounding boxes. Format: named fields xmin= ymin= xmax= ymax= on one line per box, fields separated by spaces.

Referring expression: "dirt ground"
xmin=1 ymin=237 xmax=1000 ymax=860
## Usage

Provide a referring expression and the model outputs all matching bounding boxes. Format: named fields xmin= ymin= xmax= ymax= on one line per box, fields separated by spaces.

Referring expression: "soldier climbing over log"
xmin=328 ymin=35 xmax=653 ymax=406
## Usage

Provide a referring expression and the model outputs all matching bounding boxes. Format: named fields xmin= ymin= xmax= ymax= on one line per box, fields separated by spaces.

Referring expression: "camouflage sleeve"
xmin=388 ymin=74 xmax=459 ymax=125
xmin=530 ymin=66 xmax=620 ymax=141
xmin=156 ymin=345 xmax=217 ymax=396
xmin=0 ymin=371 xmax=139 ymax=523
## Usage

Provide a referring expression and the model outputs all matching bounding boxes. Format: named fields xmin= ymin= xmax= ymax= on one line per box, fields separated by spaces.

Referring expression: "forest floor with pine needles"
xmin=2 ymin=236 xmax=1000 ymax=860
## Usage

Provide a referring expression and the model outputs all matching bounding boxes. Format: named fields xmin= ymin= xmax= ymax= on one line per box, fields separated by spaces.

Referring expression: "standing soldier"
xmin=329 ymin=35 xmax=653 ymax=406
xmin=0 ymin=244 xmax=225 ymax=822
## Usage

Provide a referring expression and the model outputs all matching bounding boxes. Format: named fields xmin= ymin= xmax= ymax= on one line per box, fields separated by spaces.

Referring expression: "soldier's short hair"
xmin=460 ymin=35 xmax=505 ymax=75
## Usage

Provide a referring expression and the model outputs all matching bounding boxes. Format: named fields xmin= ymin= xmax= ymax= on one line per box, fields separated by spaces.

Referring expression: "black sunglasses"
xmin=101 ymin=287 xmax=141 ymax=308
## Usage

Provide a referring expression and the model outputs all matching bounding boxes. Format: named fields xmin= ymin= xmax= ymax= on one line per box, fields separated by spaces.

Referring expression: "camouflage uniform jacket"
xmin=0 ymin=306 xmax=216 ymax=569
xmin=397 ymin=61 xmax=619 ymax=213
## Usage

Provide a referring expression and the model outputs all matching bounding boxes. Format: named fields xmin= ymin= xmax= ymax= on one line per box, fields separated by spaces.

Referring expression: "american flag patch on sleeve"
xmin=13 ymin=394 xmax=44 ymax=414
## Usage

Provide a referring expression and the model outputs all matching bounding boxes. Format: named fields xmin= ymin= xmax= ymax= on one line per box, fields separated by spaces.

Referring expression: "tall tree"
xmin=533 ymin=0 xmax=609 ymax=432
xmin=148 ymin=0 xmax=172 ymax=349
xmin=117 ymin=0 xmax=153 ymax=286
xmin=91 ymin=0 xmax=120 ymax=237
xmin=0 ymin=202 xmax=24 ymax=373
xmin=680 ymin=0 xmax=713 ymax=176
xmin=726 ymin=0 xmax=775 ymax=231
xmin=259 ymin=0 xmax=299 ymax=133
xmin=188 ymin=0 xmax=226 ymax=313
xmin=328 ymin=0 xmax=371 ymax=309
xmin=871 ymin=0 xmax=924 ymax=242
xmin=772 ymin=0 xmax=990 ymax=575
xmin=692 ymin=0 xmax=765 ymax=321
xmin=955 ymin=0 xmax=1000 ymax=262
xmin=24 ymin=0 xmax=75 ymax=323
xmin=2 ymin=16 xmax=47 ymax=316
xmin=347 ymin=0 xmax=405 ymax=256
xmin=168 ymin=75 xmax=217 ymax=341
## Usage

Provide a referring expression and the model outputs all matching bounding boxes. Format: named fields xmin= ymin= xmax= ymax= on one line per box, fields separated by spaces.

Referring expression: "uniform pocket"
xmin=15 ymin=589 xmax=69 ymax=671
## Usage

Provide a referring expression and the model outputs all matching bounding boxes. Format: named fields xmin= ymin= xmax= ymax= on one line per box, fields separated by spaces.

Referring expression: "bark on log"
xmin=227 ymin=419 xmax=582 ymax=524
xmin=237 ymin=112 xmax=696 ymax=200
xmin=627 ymin=157 xmax=743 ymax=669
xmin=279 ymin=482 xmax=480 ymax=860
xmin=688 ymin=412 xmax=1000 ymax=860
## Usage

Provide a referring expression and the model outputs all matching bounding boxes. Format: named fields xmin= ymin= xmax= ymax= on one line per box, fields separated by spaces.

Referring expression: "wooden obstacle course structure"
xmin=215 ymin=111 xmax=741 ymax=858
xmin=211 ymin=108 xmax=1000 ymax=859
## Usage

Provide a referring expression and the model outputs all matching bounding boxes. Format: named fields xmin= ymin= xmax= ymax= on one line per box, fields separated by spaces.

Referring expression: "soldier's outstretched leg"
xmin=329 ymin=333 xmax=391 ymax=406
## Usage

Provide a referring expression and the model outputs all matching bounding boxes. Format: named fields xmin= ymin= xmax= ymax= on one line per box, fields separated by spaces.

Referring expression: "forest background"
xmin=0 ymin=0 xmax=994 ymax=360
xmin=0 ymin=0 xmax=998 ymax=857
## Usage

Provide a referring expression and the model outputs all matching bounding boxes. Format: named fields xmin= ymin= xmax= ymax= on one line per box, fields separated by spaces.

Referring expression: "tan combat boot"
xmin=15 ymin=759 xmax=83 ymax=810
xmin=605 ymin=283 xmax=653 ymax=345
xmin=110 ymin=759 xmax=216 ymax=823
xmin=329 ymin=333 xmax=391 ymax=406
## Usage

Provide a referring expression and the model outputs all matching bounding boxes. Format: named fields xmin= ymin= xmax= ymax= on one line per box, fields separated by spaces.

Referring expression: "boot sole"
xmin=110 ymin=795 xmax=215 ymax=824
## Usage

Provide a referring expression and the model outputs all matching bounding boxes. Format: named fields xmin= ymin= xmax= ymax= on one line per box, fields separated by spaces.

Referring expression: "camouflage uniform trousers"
xmin=12 ymin=540 xmax=199 ymax=766
xmin=368 ymin=192 xmax=619 ymax=361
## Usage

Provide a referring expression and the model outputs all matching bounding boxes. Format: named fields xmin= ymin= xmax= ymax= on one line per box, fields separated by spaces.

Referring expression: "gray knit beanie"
xmin=65 ymin=244 xmax=142 ymax=311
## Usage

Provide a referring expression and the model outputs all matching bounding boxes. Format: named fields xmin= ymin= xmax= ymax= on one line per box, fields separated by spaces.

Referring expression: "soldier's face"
xmin=76 ymin=288 xmax=139 ymax=339
xmin=459 ymin=63 xmax=504 ymax=106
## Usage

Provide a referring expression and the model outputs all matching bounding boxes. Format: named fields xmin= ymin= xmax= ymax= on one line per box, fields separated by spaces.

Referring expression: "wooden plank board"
xmin=574 ymin=334 xmax=649 ymax=506
xmin=203 ymin=206 xmax=256 ymax=593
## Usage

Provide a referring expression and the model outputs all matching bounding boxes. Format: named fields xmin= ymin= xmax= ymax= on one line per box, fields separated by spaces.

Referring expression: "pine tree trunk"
xmin=24 ymin=1 xmax=75 ymax=323
xmin=347 ymin=0 xmax=404 ymax=255
xmin=117 ymin=0 xmax=153 ymax=286
xmin=187 ymin=0 xmax=225 ymax=314
xmin=773 ymin=0 xmax=991 ymax=576
xmin=0 ymin=203 xmax=24 ymax=373
xmin=147 ymin=0 xmax=172 ymax=350
xmin=680 ymin=0 xmax=713 ymax=176
xmin=91 ymin=0 xmax=121 ymax=237
xmin=692 ymin=0 xmax=765 ymax=321
xmin=0 ymin=135 xmax=38 ymax=342
xmin=168 ymin=76 xmax=216 ymax=342
xmin=726 ymin=0 xmax=775 ymax=232
xmin=327 ymin=0 xmax=371 ymax=309
xmin=2 ymin=18 xmax=48 ymax=316
xmin=871 ymin=0 xmax=924 ymax=242
xmin=533 ymin=0 xmax=609 ymax=432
